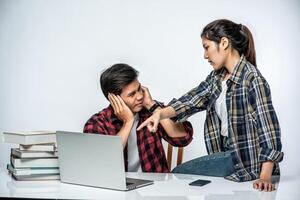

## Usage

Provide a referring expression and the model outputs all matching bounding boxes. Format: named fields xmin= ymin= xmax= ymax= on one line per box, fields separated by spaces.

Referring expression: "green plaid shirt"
xmin=169 ymin=55 xmax=283 ymax=182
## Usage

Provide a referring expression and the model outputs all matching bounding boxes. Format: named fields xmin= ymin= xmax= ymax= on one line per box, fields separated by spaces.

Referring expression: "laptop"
xmin=56 ymin=131 xmax=154 ymax=191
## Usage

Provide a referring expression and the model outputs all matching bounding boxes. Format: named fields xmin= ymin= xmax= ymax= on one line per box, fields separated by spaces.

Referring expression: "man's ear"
xmin=220 ymin=37 xmax=229 ymax=50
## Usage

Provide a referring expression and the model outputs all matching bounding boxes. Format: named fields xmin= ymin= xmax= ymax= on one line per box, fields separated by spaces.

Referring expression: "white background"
xmin=0 ymin=0 xmax=299 ymax=176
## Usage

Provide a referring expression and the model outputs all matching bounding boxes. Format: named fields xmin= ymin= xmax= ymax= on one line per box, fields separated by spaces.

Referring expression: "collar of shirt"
xmin=213 ymin=54 xmax=247 ymax=85
xmin=227 ymin=54 xmax=247 ymax=85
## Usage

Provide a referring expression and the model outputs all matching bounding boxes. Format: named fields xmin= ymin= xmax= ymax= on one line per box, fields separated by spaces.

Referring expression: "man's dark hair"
xmin=100 ymin=63 xmax=139 ymax=99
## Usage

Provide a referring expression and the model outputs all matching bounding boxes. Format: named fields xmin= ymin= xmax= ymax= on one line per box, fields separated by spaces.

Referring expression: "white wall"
xmin=1 ymin=0 xmax=299 ymax=175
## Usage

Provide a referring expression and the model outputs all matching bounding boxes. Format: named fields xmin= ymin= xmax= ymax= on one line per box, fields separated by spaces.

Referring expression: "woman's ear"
xmin=220 ymin=37 xmax=229 ymax=50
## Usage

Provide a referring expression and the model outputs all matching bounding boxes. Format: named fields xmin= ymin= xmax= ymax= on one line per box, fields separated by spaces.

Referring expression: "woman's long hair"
xmin=201 ymin=19 xmax=256 ymax=66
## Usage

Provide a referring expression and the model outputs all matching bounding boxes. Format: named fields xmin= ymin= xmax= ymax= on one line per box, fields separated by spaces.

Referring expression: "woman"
xmin=138 ymin=19 xmax=283 ymax=192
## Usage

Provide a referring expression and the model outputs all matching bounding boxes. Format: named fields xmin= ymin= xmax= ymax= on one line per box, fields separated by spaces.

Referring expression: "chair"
xmin=167 ymin=144 xmax=183 ymax=171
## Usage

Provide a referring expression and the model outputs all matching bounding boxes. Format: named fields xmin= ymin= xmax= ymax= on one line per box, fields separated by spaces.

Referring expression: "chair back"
xmin=167 ymin=144 xmax=183 ymax=171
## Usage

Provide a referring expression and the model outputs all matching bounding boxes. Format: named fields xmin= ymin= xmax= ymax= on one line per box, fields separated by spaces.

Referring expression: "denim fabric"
xmin=172 ymin=151 xmax=235 ymax=177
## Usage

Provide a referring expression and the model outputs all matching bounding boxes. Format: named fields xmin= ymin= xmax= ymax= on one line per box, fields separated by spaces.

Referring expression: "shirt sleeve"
xmin=159 ymin=120 xmax=193 ymax=147
xmin=83 ymin=114 xmax=109 ymax=135
xmin=168 ymin=72 xmax=214 ymax=122
xmin=248 ymin=75 xmax=284 ymax=163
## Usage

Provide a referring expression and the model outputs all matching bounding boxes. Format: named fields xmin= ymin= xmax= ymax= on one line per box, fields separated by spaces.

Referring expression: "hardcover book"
xmin=19 ymin=143 xmax=56 ymax=152
xmin=11 ymin=148 xmax=58 ymax=158
xmin=3 ymin=131 xmax=56 ymax=145
xmin=11 ymin=173 xmax=60 ymax=181
xmin=11 ymin=157 xmax=59 ymax=168
xmin=7 ymin=164 xmax=59 ymax=176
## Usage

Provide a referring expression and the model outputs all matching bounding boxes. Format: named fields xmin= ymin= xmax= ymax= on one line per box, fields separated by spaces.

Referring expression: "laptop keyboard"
xmin=126 ymin=182 xmax=134 ymax=186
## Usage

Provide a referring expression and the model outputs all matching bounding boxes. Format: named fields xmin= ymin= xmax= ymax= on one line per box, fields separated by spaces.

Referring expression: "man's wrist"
xmin=123 ymin=118 xmax=134 ymax=125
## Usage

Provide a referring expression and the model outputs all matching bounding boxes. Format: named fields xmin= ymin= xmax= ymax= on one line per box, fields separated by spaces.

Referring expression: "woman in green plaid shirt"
xmin=138 ymin=19 xmax=283 ymax=192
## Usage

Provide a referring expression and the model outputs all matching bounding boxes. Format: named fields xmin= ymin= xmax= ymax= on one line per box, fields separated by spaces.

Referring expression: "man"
xmin=83 ymin=63 xmax=193 ymax=172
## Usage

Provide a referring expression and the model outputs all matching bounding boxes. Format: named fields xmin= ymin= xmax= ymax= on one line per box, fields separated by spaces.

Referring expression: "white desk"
xmin=0 ymin=168 xmax=299 ymax=200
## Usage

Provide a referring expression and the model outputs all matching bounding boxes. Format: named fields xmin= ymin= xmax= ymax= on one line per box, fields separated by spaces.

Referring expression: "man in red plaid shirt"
xmin=83 ymin=63 xmax=193 ymax=173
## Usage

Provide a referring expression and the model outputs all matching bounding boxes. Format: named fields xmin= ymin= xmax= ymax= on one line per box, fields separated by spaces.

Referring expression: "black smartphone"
xmin=189 ymin=179 xmax=211 ymax=186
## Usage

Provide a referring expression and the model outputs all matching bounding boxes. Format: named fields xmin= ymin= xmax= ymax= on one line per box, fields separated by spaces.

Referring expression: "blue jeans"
xmin=172 ymin=151 xmax=235 ymax=177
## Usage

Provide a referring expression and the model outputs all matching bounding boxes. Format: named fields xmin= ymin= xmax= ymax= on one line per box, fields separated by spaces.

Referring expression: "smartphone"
xmin=189 ymin=179 xmax=211 ymax=186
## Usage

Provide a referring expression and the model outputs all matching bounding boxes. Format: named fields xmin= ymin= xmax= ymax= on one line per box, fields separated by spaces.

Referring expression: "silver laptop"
xmin=56 ymin=131 xmax=153 ymax=191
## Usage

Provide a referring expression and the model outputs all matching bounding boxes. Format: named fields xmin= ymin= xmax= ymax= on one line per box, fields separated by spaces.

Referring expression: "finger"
xmin=265 ymin=183 xmax=270 ymax=192
xmin=116 ymin=95 xmax=126 ymax=107
xmin=269 ymin=183 xmax=274 ymax=192
xmin=258 ymin=182 xmax=263 ymax=191
xmin=267 ymin=183 xmax=272 ymax=192
xmin=141 ymin=86 xmax=147 ymax=92
xmin=111 ymin=94 xmax=122 ymax=112
xmin=108 ymin=94 xmax=117 ymax=111
xmin=147 ymin=124 xmax=155 ymax=133
xmin=152 ymin=118 xmax=159 ymax=132
xmin=110 ymin=94 xmax=120 ymax=112
xmin=263 ymin=182 xmax=268 ymax=192
xmin=137 ymin=119 xmax=149 ymax=131
xmin=253 ymin=181 xmax=258 ymax=189
xmin=148 ymin=119 xmax=159 ymax=133
xmin=150 ymin=126 xmax=157 ymax=133
xmin=147 ymin=123 xmax=156 ymax=133
xmin=141 ymin=86 xmax=151 ymax=97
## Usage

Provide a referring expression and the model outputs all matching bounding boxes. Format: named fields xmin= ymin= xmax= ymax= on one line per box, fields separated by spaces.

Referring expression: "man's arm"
xmin=117 ymin=121 xmax=134 ymax=148
xmin=108 ymin=93 xmax=134 ymax=148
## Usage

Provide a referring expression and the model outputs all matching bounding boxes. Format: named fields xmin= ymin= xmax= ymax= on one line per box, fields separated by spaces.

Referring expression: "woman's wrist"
xmin=259 ymin=173 xmax=272 ymax=181
xmin=259 ymin=161 xmax=274 ymax=180
xmin=153 ymin=108 xmax=162 ymax=120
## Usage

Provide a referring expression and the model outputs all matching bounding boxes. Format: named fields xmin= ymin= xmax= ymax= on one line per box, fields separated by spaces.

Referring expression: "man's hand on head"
xmin=108 ymin=93 xmax=134 ymax=123
xmin=141 ymin=86 xmax=155 ymax=110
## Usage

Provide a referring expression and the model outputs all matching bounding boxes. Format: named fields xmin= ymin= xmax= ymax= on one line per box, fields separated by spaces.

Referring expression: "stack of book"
xmin=3 ymin=131 xmax=60 ymax=181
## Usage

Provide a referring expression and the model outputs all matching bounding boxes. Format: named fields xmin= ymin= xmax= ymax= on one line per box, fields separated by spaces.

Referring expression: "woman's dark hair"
xmin=201 ymin=19 xmax=256 ymax=66
xmin=100 ymin=63 xmax=139 ymax=99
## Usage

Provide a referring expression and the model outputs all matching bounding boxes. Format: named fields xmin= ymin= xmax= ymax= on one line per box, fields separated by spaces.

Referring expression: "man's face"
xmin=119 ymin=79 xmax=144 ymax=113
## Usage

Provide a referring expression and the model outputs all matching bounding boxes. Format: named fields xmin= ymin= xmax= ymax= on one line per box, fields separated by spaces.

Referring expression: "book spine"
xmin=11 ymin=157 xmax=59 ymax=168
xmin=19 ymin=144 xmax=56 ymax=151
xmin=11 ymin=148 xmax=58 ymax=158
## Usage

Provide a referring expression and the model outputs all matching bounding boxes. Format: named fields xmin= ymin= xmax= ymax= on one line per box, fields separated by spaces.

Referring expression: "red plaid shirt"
xmin=83 ymin=105 xmax=193 ymax=173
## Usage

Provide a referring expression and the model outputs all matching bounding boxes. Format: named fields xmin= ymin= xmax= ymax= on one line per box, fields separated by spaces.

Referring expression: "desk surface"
xmin=0 ymin=169 xmax=299 ymax=200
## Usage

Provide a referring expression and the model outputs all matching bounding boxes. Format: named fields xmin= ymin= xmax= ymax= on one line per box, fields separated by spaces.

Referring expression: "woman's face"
xmin=202 ymin=37 xmax=227 ymax=71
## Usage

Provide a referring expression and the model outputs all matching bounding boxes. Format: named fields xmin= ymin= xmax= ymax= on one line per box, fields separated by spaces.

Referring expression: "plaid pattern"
xmin=169 ymin=55 xmax=283 ymax=182
xmin=83 ymin=105 xmax=193 ymax=173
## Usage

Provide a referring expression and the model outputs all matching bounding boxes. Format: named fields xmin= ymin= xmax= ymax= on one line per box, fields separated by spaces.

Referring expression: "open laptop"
xmin=56 ymin=131 xmax=153 ymax=191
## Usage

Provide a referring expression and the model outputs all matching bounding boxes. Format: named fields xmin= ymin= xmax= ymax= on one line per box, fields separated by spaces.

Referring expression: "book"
xmin=7 ymin=164 xmax=59 ymax=176
xmin=11 ymin=148 xmax=58 ymax=158
xmin=20 ymin=143 xmax=56 ymax=152
xmin=11 ymin=156 xmax=59 ymax=168
xmin=12 ymin=173 xmax=60 ymax=181
xmin=3 ymin=131 xmax=56 ymax=145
